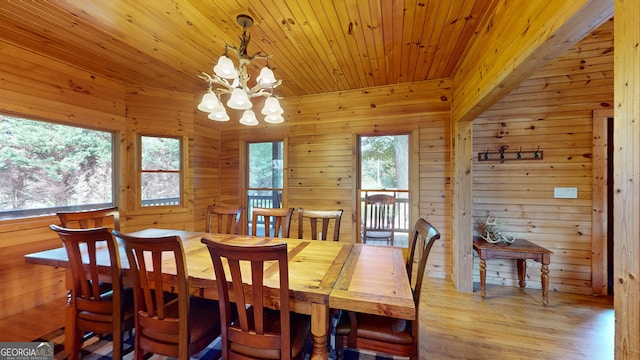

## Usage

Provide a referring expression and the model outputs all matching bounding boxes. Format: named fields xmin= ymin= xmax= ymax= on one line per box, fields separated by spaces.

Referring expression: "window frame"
xmin=242 ymin=139 xmax=287 ymax=235
xmin=0 ymin=114 xmax=117 ymax=220
xmin=137 ymin=134 xmax=184 ymax=209
xmin=356 ymin=132 xmax=416 ymax=245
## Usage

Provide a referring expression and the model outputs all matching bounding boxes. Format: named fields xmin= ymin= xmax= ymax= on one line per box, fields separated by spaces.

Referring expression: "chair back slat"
xmin=409 ymin=218 xmax=440 ymax=308
xmin=251 ymin=207 xmax=294 ymax=238
xmin=57 ymin=207 xmax=121 ymax=231
xmin=297 ymin=209 xmax=343 ymax=241
xmin=49 ymin=224 xmax=133 ymax=360
xmin=406 ymin=219 xmax=440 ymax=286
xmin=202 ymin=239 xmax=294 ymax=359
xmin=113 ymin=231 xmax=191 ymax=358
xmin=51 ymin=225 xmax=122 ymax=305
xmin=205 ymin=205 xmax=243 ymax=234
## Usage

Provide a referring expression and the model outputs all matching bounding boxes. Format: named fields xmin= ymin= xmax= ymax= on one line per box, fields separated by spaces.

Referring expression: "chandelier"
xmin=197 ymin=14 xmax=284 ymax=126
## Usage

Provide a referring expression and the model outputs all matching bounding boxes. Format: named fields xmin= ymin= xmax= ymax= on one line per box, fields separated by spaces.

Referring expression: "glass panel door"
xmin=359 ymin=134 xmax=409 ymax=246
xmin=247 ymin=141 xmax=284 ymax=236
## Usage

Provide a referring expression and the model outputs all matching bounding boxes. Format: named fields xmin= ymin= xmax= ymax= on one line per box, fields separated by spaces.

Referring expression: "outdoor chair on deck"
xmin=201 ymin=239 xmax=311 ymax=359
xmin=205 ymin=205 xmax=244 ymax=234
xmin=49 ymin=225 xmax=134 ymax=360
xmin=361 ymin=193 xmax=397 ymax=245
xmin=251 ymin=207 xmax=294 ymax=238
xmin=335 ymin=218 xmax=441 ymax=359
xmin=112 ymin=230 xmax=221 ymax=360
xmin=297 ymin=208 xmax=343 ymax=241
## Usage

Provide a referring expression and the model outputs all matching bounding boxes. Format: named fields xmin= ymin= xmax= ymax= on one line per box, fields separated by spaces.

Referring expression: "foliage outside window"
xmin=247 ymin=141 xmax=284 ymax=236
xmin=140 ymin=136 xmax=181 ymax=207
xmin=0 ymin=115 xmax=114 ymax=219
xmin=360 ymin=135 xmax=409 ymax=190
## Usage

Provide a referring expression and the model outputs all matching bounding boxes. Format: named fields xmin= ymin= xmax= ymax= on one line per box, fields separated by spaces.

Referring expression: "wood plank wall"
xmin=472 ymin=19 xmax=614 ymax=295
xmin=613 ymin=0 xmax=640 ymax=355
xmin=217 ymin=80 xmax=452 ymax=279
xmin=122 ymin=86 xmax=196 ymax=232
xmin=0 ymin=39 xmax=125 ymax=317
xmin=0 ymin=39 xmax=220 ymax=318
xmin=0 ymin=19 xmax=615 ymax=318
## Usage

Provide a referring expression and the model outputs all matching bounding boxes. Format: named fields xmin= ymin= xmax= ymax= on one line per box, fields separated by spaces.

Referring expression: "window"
xmin=0 ymin=114 xmax=114 ymax=219
xmin=247 ymin=141 xmax=284 ymax=235
xmin=359 ymin=134 xmax=410 ymax=246
xmin=139 ymin=136 xmax=181 ymax=207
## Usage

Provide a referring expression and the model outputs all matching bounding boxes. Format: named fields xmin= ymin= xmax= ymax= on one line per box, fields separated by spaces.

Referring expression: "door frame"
xmin=592 ymin=109 xmax=613 ymax=295
xmin=352 ymin=131 xmax=418 ymax=244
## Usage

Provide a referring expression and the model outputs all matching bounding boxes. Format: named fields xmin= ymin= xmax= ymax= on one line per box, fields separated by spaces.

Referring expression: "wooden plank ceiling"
xmin=0 ymin=0 xmax=497 ymax=97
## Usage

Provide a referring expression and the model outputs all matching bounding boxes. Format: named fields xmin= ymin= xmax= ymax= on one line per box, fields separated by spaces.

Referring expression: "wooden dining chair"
xmin=297 ymin=208 xmax=343 ymax=241
xmin=205 ymin=204 xmax=243 ymax=234
xmin=57 ymin=207 xmax=121 ymax=231
xmin=405 ymin=218 xmax=441 ymax=286
xmin=112 ymin=230 xmax=221 ymax=360
xmin=335 ymin=218 xmax=440 ymax=359
xmin=49 ymin=225 xmax=134 ymax=360
xmin=57 ymin=207 xmax=122 ymax=294
xmin=361 ymin=193 xmax=397 ymax=245
xmin=251 ymin=207 xmax=294 ymax=238
xmin=200 ymin=239 xmax=311 ymax=360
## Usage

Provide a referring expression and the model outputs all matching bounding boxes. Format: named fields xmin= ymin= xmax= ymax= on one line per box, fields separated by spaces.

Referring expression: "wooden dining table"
xmin=24 ymin=228 xmax=415 ymax=359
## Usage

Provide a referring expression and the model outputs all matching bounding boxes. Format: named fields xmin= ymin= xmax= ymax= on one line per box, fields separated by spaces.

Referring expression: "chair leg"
xmin=335 ymin=335 xmax=345 ymax=360
xmin=328 ymin=308 xmax=339 ymax=354
xmin=134 ymin=337 xmax=145 ymax=360
xmin=69 ymin=329 xmax=83 ymax=360
xmin=112 ymin=330 xmax=122 ymax=360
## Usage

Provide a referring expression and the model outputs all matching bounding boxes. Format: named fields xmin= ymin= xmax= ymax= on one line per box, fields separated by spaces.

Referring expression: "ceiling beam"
xmin=451 ymin=0 xmax=614 ymax=123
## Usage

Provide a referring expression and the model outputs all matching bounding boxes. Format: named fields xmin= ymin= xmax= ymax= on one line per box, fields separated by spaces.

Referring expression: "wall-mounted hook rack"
xmin=478 ymin=146 xmax=543 ymax=162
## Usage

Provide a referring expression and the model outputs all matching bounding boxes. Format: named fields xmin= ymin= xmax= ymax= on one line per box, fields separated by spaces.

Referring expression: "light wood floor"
xmin=0 ymin=296 xmax=66 ymax=341
xmin=0 ymin=278 xmax=613 ymax=359
xmin=420 ymin=278 xmax=614 ymax=359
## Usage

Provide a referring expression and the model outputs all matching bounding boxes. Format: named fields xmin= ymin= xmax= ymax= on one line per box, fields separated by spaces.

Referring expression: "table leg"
xmin=541 ymin=263 xmax=550 ymax=307
xmin=64 ymin=270 xmax=76 ymax=355
xmin=310 ymin=303 xmax=329 ymax=360
xmin=516 ymin=259 xmax=527 ymax=288
xmin=479 ymin=259 xmax=487 ymax=298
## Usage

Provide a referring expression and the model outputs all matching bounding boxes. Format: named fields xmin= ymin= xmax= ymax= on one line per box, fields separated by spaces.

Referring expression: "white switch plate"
xmin=554 ymin=187 xmax=578 ymax=199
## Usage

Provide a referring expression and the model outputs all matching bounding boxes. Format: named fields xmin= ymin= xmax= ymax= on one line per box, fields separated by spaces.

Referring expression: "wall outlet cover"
xmin=554 ymin=187 xmax=578 ymax=199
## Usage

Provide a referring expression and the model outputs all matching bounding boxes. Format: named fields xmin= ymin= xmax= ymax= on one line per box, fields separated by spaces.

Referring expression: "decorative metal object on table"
xmin=479 ymin=215 xmax=515 ymax=245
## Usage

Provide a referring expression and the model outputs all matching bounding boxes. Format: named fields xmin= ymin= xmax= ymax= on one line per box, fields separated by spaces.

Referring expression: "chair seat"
xmin=230 ymin=310 xmax=311 ymax=359
xmin=335 ymin=312 xmax=413 ymax=345
xmin=140 ymin=296 xmax=221 ymax=354
xmin=185 ymin=297 xmax=222 ymax=349
xmin=363 ymin=230 xmax=393 ymax=238
xmin=77 ymin=287 xmax=135 ymax=325
xmin=93 ymin=280 xmax=113 ymax=294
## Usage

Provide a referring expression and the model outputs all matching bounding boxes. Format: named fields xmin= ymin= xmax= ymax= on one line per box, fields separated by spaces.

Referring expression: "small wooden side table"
xmin=473 ymin=238 xmax=553 ymax=306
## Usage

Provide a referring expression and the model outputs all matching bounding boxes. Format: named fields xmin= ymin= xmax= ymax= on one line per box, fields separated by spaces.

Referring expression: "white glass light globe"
xmin=239 ymin=110 xmax=259 ymax=126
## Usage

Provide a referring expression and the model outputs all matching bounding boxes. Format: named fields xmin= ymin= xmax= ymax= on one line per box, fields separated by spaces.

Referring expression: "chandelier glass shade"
xmin=198 ymin=14 xmax=283 ymax=126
